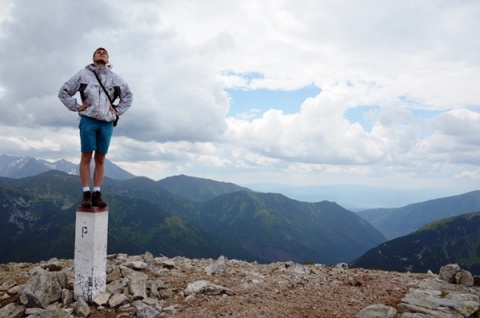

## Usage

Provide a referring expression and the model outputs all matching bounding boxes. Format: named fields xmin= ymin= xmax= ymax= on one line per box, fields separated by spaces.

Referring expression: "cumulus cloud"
xmin=0 ymin=0 xmax=478 ymax=195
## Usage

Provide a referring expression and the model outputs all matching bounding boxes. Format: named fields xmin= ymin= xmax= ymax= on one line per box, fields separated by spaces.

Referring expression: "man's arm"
xmin=58 ymin=71 xmax=82 ymax=111
xmin=114 ymin=82 xmax=133 ymax=116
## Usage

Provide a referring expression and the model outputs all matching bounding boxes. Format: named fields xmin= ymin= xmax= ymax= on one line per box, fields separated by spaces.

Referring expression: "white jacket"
xmin=58 ymin=64 xmax=132 ymax=122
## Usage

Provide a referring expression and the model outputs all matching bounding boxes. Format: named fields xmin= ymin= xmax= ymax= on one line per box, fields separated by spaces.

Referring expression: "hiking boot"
xmin=81 ymin=191 xmax=92 ymax=208
xmin=92 ymin=191 xmax=107 ymax=208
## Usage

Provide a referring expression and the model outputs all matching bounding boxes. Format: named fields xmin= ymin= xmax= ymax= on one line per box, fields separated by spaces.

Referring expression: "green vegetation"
xmin=351 ymin=212 xmax=480 ymax=275
xmin=3 ymin=171 xmax=478 ymax=275
xmin=0 ymin=171 xmax=385 ymax=265
xmin=357 ymin=190 xmax=480 ymax=240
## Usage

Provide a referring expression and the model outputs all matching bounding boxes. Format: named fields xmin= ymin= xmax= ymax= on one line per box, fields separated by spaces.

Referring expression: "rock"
xmin=336 ymin=262 xmax=349 ymax=269
xmin=143 ymin=297 xmax=163 ymax=312
xmin=147 ymin=263 xmax=170 ymax=277
xmin=7 ymin=285 xmax=21 ymax=295
xmin=159 ymin=288 xmax=174 ymax=299
xmin=119 ymin=265 xmax=135 ymax=277
xmin=439 ymin=264 xmax=461 ymax=283
xmin=43 ymin=259 xmax=63 ymax=272
xmin=18 ymin=269 xmax=67 ymax=308
xmin=287 ymin=263 xmax=310 ymax=276
xmin=109 ymin=293 xmax=129 ymax=308
xmin=347 ymin=275 xmax=362 ymax=287
xmin=106 ymin=264 xmax=122 ymax=282
xmin=184 ymin=280 xmax=235 ymax=296
xmin=61 ymin=288 xmax=73 ymax=306
xmin=73 ymin=297 xmax=91 ymax=318
xmin=162 ymin=305 xmax=177 ymax=315
xmin=106 ymin=253 xmax=118 ymax=260
xmin=1 ymin=253 xmax=479 ymax=317
xmin=400 ymin=314 xmax=436 ymax=318
xmin=204 ymin=256 xmax=226 ymax=275
xmin=127 ymin=271 xmax=148 ymax=300
xmin=119 ymin=303 xmax=134 ymax=312
xmin=173 ymin=256 xmax=186 ymax=266
xmin=93 ymin=292 xmax=111 ymax=306
xmin=0 ymin=278 xmax=17 ymax=291
xmin=475 ymin=276 xmax=480 ymax=287
xmin=355 ymin=304 xmax=397 ymax=318
xmin=439 ymin=264 xmax=474 ymax=287
xmin=0 ymin=303 xmax=25 ymax=318
xmin=106 ymin=277 xmax=129 ymax=294
xmin=143 ymin=251 xmax=154 ymax=263
xmin=454 ymin=269 xmax=474 ymax=287
xmin=148 ymin=279 xmax=167 ymax=298
xmin=24 ymin=308 xmax=44 ymax=316
xmin=116 ymin=253 xmax=129 ymax=262
xmin=28 ymin=266 xmax=44 ymax=276
xmin=132 ymin=299 xmax=161 ymax=318
xmin=123 ymin=261 xmax=148 ymax=270
xmin=397 ymin=279 xmax=479 ymax=317
xmin=26 ymin=306 xmax=71 ymax=318
xmin=158 ymin=259 xmax=176 ymax=269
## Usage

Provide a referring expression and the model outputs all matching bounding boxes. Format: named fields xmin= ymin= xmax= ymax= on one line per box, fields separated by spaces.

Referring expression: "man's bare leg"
xmin=79 ymin=152 xmax=93 ymax=207
xmin=93 ymin=151 xmax=106 ymax=188
xmin=80 ymin=152 xmax=93 ymax=187
xmin=92 ymin=151 xmax=107 ymax=207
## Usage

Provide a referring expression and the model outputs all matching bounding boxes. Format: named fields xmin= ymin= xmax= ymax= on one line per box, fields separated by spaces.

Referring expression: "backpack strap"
xmin=91 ymin=70 xmax=119 ymax=126
xmin=90 ymin=70 xmax=115 ymax=105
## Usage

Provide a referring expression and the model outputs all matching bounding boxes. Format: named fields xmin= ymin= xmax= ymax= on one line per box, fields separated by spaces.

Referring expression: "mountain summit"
xmin=0 ymin=154 xmax=135 ymax=180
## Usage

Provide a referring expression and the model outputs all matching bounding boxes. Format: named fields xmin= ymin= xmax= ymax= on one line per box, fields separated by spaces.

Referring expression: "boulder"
xmin=184 ymin=280 xmax=235 ymax=296
xmin=133 ymin=299 xmax=161 ymax=318
xmin=73 ymin=297 xmax=91 ymax=318
xmin=18 ymin=269 xmax=67 ymax=308
xmin=439 ymin=264 xmax=474 ymax=287
xmin=0 ymin=303 xmax=25 ymax=318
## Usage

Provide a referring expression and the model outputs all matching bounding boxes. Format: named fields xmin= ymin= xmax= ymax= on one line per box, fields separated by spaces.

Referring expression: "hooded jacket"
xmin=58 ymin=64 xmax=132 ymax=122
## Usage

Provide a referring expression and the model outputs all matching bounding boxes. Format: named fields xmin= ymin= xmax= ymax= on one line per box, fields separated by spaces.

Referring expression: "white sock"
xmin=83 ymin=187 xmax=90 ymax=192
xmin=93 ymin=187 xmax=101 ymax=192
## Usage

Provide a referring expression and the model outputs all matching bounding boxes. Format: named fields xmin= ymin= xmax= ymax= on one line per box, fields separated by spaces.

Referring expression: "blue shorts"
xmin=79 ymin=116 xmax=113 ymax=154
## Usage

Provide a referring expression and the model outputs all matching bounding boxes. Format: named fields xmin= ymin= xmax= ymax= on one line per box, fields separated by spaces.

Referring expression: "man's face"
xmin=93 ymin=49 xmax=109 ymax=65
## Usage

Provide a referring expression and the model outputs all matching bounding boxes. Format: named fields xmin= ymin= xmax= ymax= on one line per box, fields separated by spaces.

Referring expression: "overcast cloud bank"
xmin=0 ymin=0 xmax=479 ymax=204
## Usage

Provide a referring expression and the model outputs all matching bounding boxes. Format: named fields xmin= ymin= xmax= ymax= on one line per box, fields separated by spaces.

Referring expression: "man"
xmin=58 ymin=48 xmax=132 ymax=208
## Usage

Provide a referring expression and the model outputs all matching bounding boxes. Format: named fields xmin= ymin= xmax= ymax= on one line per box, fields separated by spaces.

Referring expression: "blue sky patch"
xmin=410 ymin=109 xmax=442 ymax=119
xmin=344 ymin=106 xmax=380 ymax=132
xmin=226 ymin=85 xmax=321 ymax=118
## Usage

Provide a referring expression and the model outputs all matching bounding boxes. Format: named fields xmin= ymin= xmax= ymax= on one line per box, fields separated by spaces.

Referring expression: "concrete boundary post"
xmin=74 ymin=206 xmax=109 ymax=302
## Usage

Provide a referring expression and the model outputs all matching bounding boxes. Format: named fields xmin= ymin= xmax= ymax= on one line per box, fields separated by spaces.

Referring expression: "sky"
xmin=0 ymin=0 xmax=479 ymax=206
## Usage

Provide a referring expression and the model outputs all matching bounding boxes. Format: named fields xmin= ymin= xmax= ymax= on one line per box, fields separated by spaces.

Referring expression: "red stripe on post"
xmin=76 ymin=206 xmax=109 ymax=213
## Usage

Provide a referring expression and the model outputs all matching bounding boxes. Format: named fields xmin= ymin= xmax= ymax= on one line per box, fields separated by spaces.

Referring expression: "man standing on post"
xmin=59 ymin=48 xmax=132 ymax=208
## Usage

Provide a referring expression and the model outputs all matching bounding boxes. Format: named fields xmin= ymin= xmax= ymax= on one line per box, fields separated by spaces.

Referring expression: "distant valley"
xmin=352 ymin=211 xmax=480 ymax=275
xmin=357 ymin=190 xmax=480 ymax=240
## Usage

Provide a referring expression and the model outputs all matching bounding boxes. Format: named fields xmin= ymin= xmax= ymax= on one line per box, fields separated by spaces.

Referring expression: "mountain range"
xmin=0 ymin=154 xmax=134 ymax=180
xmin=1 ymin=154 xmax=479 ymax=275
xmin=357 ymin=190 xmax=480 ymax=240
xmin=352 ymin=211 xmax=480 ymax=275
xmin=0 ymin=171 xmax=260 ymax=264
xmin=0 ymin=154 xmax=464 ymax=210
xmin=0 ymin=170 xmax=385 ymax=265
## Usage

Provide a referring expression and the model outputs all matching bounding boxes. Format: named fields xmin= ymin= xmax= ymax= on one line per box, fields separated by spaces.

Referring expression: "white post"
xmin=74 ymin=206 xmax=109 ymax=302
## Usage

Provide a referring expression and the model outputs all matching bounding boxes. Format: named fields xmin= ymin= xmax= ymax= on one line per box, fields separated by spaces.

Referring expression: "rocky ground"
xmin=0 ymin=253 xmax=435 ymax=318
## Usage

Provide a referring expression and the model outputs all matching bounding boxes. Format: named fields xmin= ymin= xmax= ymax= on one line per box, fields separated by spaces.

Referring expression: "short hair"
xmin=93 ymin=47 xmax=108 ymax=57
